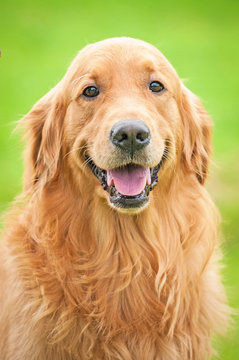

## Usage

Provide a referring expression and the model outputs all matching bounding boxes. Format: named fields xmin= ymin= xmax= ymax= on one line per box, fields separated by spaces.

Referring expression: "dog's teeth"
xmin=107 ymin=171 xmax=114 ymax=187
xmin=145 ymin=168 xmax=151 ymax=186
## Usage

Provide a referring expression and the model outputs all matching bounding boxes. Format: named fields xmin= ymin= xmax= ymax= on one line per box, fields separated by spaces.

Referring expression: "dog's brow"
xmin=72 ymin=74 xmax=90 ymax=86
xmin=71 ymin=74 xmax=90 ymax=97
xmin=138 ymin=59 xmax=157 ymax=72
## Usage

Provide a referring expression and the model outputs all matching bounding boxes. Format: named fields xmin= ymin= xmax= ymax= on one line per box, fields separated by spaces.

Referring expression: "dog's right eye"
xmin=149 ymin=81 xmax=164 ymax=93
xmin=83 ymin=86 xmax=99 ymax=98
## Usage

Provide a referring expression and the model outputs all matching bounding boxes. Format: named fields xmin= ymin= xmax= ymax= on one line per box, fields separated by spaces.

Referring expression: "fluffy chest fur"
xmin=0 ymin=175 xmax=228 ymax=360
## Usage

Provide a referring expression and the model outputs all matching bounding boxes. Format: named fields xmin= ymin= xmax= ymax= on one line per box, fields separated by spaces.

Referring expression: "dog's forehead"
xmin=66 ymin=38 xmax=179 ymax=84
xmin=83 ymin=39 xmax=169 ymax=72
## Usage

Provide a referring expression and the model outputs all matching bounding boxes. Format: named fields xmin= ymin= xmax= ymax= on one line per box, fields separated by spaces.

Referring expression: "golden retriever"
xmin=0 ymin=37 xmax=229 ymax=360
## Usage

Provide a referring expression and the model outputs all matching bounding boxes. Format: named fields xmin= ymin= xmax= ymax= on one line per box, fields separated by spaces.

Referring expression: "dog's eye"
xmin=83 ymin=86 xmax=99 ymax=98
xmin=149 ymin=81 xmax=164 ymax=93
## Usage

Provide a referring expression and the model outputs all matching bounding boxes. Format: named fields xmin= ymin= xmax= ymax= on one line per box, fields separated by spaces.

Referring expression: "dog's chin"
xmin=106 ymin=185 xmax=150 ymax=213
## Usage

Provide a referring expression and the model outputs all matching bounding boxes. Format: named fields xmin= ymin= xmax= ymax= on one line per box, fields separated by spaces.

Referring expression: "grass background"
xmin=0 ymin=0 xmax=238 ymax=357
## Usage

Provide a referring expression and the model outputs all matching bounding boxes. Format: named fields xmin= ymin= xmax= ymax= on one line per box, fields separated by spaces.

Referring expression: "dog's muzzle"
xmin=85 ymin=121 xmax=168 ymax=210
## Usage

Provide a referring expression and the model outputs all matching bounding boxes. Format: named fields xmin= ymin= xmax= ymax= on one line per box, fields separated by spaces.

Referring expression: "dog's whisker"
xmin=163 ymin=152 xmax=174 ymax=161
xmin=63 ymin=145 xmax=88 ymax=159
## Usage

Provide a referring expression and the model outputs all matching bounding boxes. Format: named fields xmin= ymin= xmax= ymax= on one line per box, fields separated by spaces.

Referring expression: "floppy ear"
xmin=180 ymin=85 xmax=212 ymax=184
xmin=22 ymin=86 xmax=66 ymax=190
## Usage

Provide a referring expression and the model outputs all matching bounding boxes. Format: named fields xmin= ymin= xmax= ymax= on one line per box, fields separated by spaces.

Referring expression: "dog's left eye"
xmin=83 ymin=86 xmax=99 ymax=98
xmin=149 ymin=81 xmax=164 ymax=93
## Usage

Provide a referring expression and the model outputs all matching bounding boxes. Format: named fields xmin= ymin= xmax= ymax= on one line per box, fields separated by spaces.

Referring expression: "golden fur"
xmin=0 ymin=38 xmax=229 ymax=359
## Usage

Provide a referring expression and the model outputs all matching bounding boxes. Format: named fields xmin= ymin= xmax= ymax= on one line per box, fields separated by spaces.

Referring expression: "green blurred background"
xmin=0 ymin=0 xmax=238 ymax=357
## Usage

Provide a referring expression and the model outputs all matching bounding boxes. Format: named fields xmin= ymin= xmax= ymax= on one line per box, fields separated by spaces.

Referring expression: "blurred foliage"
xmin=0 ymin=0 xmax=238 ymax=357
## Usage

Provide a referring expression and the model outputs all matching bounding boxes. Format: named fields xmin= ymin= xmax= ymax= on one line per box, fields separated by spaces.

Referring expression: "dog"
xmin=0 ymin=37 xmax=229 ymax=359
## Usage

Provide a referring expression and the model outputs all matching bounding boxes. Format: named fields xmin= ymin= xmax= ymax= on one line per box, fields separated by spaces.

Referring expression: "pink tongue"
xmin=107 ymin=166 xmax=151 ymax=196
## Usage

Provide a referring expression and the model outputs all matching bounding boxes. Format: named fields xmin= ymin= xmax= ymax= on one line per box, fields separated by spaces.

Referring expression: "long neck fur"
xmin=11 ymin=167 xmax=221 ymax=357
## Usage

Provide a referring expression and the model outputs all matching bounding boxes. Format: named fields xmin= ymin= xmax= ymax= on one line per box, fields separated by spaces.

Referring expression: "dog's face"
xmin=23 ymin=38 xmax=212 ymax=213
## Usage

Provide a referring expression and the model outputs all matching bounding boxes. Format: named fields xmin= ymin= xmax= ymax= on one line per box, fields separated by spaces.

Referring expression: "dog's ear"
xmin=180 ymin=85 xmax=212 ymax=184
xmin=22 ymin=85 xmax=66 ymax=190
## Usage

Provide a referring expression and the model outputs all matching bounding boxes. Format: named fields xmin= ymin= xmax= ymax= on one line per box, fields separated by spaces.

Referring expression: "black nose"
xmin=110 ymin=120 xmax=150 ymax=155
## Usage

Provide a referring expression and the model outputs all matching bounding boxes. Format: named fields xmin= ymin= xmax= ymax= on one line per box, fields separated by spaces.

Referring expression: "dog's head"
xmin=23 ymin=38 xmax=212 ymax=213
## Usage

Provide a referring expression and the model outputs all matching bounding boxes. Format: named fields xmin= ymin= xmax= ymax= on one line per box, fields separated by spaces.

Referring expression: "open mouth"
xmin=84 ymin=149 xmax=167 ymax=209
